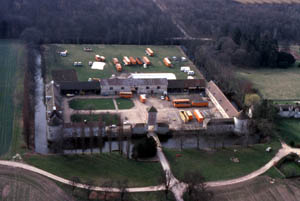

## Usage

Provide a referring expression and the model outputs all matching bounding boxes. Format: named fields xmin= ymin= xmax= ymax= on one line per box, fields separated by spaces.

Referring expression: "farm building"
xmin=206 ymin=81 xmax=239 ymax=118
xmin=167 ymin=79 xmax=206 ymax=93
xmin=59 ymin=81 xmax=101 ymax=95
xmin=45 ymin=81 xmax=63 ymax=126
xmin=100 ymin=78 xmax=168 ymax=95
xmin=204 ymin=118 xmax=235 ymax=134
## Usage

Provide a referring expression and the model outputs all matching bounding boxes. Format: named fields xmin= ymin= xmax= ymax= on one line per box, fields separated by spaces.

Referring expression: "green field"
xmin=24 ymin=153 xmax=162 ymax=187
xmin=116 ymin=98 xmax=134 ymax=109
xmin=237 ymin=67 xmax=300 ymax=99
xmin=279 ymin=161 xmax=300 ymax=178
xmin=277 ymin=119 xmax=300 ymax=145
xmin=44 ymin=44 xmax=202 ymax=81
xmin=0 ymin=40 xmax=26 ymax=157
xmin=164 ymin=141 xmax=281 ymax=181
xmin=71 ymin=113 xmax=119 ymax=125
xmin=69 ymin=98 xmax=115 ymax=110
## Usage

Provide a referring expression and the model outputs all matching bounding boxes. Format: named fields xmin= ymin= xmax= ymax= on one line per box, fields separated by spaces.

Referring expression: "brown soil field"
xmin=0 ymin=165 xmax=74 ymax=201
xmin=212 ymin=176 xmax=300 ymax=201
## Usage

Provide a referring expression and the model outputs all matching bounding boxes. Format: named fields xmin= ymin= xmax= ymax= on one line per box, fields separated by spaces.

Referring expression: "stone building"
xmin=100 ymin=78 xmax=168 ymax=95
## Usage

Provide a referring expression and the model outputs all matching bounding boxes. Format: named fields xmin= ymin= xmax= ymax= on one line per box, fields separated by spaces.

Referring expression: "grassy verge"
xmin=69 ymin=98 xmax=115 ymax=110
xmin=24 ymin=153 xmax=162 ymax=187
xmin=71 ymin=113 xmax=119 ymax=125
xmin=0 ymin=40 xmax=26 ymax=158
xmin=236 ymin=67 xmax=300 ymax=99
xmin=115 ymin=98 xmax=134 ymax=110
xmin=164 ymin=140 xmax=281 ymax=181
xmin=278 ymin=161 xmax=300 ymax=178
xmin=277 ymin=119 xmax=300 ymax=145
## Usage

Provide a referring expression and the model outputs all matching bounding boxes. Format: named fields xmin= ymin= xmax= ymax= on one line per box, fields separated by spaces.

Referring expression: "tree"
xmin=182 ymin=171 xmax=213 ymax=201
xmin=116 ymin=179 xmax=130 ymax=201
xmin=132 ymin=137 xmax=157 ymax=159
xmin=85 ymin=179 xmax=95 ymax=201
xmin=70 ymin=176 xmax=80 ymax=195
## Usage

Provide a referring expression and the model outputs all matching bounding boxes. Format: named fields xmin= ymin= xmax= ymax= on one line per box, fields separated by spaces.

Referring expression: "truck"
xmin=163 ymin=57 xmax=172 ymax=67
xmin=142 ymin=56 xmax=151 ymax=65
xmin=129 ymin=57 xmax=136 ymax=65
xmin=139 ymin=94 xmax=146 ymax=103
xmin=145 ymin=48 xmax=154 ymax=56
xmin=193 ymin=109 xmax=204 ymax=123
xmin=115 ymin=63 xmax=122 ymax=72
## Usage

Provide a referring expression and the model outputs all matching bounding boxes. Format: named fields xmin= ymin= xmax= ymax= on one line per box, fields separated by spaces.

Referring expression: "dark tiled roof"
xmin=148 ymin=106 xmax=157 ymax=113
xmin=101 ymin=78 xmax=168 ymax=87
xmin=168 ymin=79 xmax=206 ymax=89
xmin=207 ymin=81 xmax=239 ymax=118
xmin=59 ymin=81 xmax=100 ymax=90
xmin=207 ymin=118 xmax=234 ymax=125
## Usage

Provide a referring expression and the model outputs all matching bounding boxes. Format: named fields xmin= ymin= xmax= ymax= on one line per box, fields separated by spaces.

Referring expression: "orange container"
xmin=116 ymin=63 xmax=122 ymax=72
xmin=139 ymin=94 xmax=146 ymax=103
xmin=142 ymin=56 xmax=151 ymax=65
xmin=129 ymin=57 xmax=136 ymax=65
xmin=191 ymin=101 xmax=209 ymax=107
xmin=112 ymin=58 xmax=119 ymax=64
xmin=193 ymin=109 xmax=204 ymax=123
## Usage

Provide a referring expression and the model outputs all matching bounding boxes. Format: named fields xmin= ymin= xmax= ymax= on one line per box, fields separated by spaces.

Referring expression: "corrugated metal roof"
xmin=60 ymin=81 xmax=100 ymax=90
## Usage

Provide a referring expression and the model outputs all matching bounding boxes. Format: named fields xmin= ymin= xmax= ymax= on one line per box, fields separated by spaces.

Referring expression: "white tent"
xmin=129 ymin=73 xmax=176 ymax=80
xmin=91 ymin=62 xmax=106 ymax=70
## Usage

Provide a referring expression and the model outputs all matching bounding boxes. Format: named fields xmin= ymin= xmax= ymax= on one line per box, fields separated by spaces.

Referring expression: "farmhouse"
xmin=100 ymin=78 xmax=168 ymax=95
xmin=206 ymin=80 xmax=239 ymax=118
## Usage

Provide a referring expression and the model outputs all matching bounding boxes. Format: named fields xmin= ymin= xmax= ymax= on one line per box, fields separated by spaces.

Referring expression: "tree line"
xmin=0 ymin=0 xmax=180 ymax=44
xmin=160 ymin=0 xmax=300 ymax=42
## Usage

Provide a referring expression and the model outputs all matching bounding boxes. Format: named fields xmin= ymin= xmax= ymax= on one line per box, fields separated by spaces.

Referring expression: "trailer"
xmin=129 ymin=57 xmax=136 ymax=65
xmin=123 ymin=56 xmax=131 ymax=66
xmin=142 ymin=56 xmax=151 ymax=65
xmin=136 ymin=57 xmax=143 ymax=65
xmin=119 ymin=92 xmax=133 ymax=98
xmin=139 ymin=94 xmax=146 ymax=103
xmin=95 ymin=55 xmax=105 ymax=62
xmin=163 ymin=57 xmax=172 ymax=67
xmin=145 ymin=48 xmax=154 ymax=56
xmin=179 ymin=110 xmax=189 ymax=123
xmin=192 ymin=101 xmax=209 ymax=107
xmin=186 ymin=111 xmax=193 ymax=121
xmin=115 ymin=63 xmax=122 ymax=72
xmin=193 ymin=109 xmax=204 ymax=123
xmin=112 ymin=58 xmax=119 ymax=64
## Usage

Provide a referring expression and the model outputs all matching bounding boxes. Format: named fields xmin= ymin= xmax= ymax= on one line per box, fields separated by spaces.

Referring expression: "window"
xmin=110 ymin=87 xmax=113 ymax=90
xmin=157 ymin=86 xmax=161 ymax=89
xmin=121 ymin=87 xmax=124 ymax=90
xmin=146 ymin=86 xmax=150 ymax=89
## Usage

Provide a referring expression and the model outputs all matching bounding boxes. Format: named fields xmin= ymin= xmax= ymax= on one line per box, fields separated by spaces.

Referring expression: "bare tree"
xmin=182 ymin=171 xmax=213 ymax=201
xmin=98 ymin=116 xmax=104 ymax=154
xmin=89 ymin=123 xmax=94 ymax=154
xmin=80 ymin=123 xmax=86 ymax=154
xmin=70 ymin=176 xmax=80 ymax=195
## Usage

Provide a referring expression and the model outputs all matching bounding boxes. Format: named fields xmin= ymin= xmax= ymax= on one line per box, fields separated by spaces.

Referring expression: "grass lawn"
xmin=277 ymin=119 xmax=300 ymax=145
xmin=24 ymin=153 xmax=162 ymax=187
xmin=69 ymin=98 xmax=115 ymax=110
xmin=164 ymin=140 xmax=281 ymax=181
xmin=0 ymin=40 xmax=26 ymax=157
xmin=71 ymin=113 xmax=119 ymax=125
xmin=116 ymin=98 xmax=135 ymax=110
xmin=44 ymin=44 xmax=203 ymax=81
xmin=236 ymin=67 xmax=300 ymax=99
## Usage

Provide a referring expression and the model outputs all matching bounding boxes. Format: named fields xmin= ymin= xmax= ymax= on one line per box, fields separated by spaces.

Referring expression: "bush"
xmin=132 ymin=137 xmax=157 ymax=159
